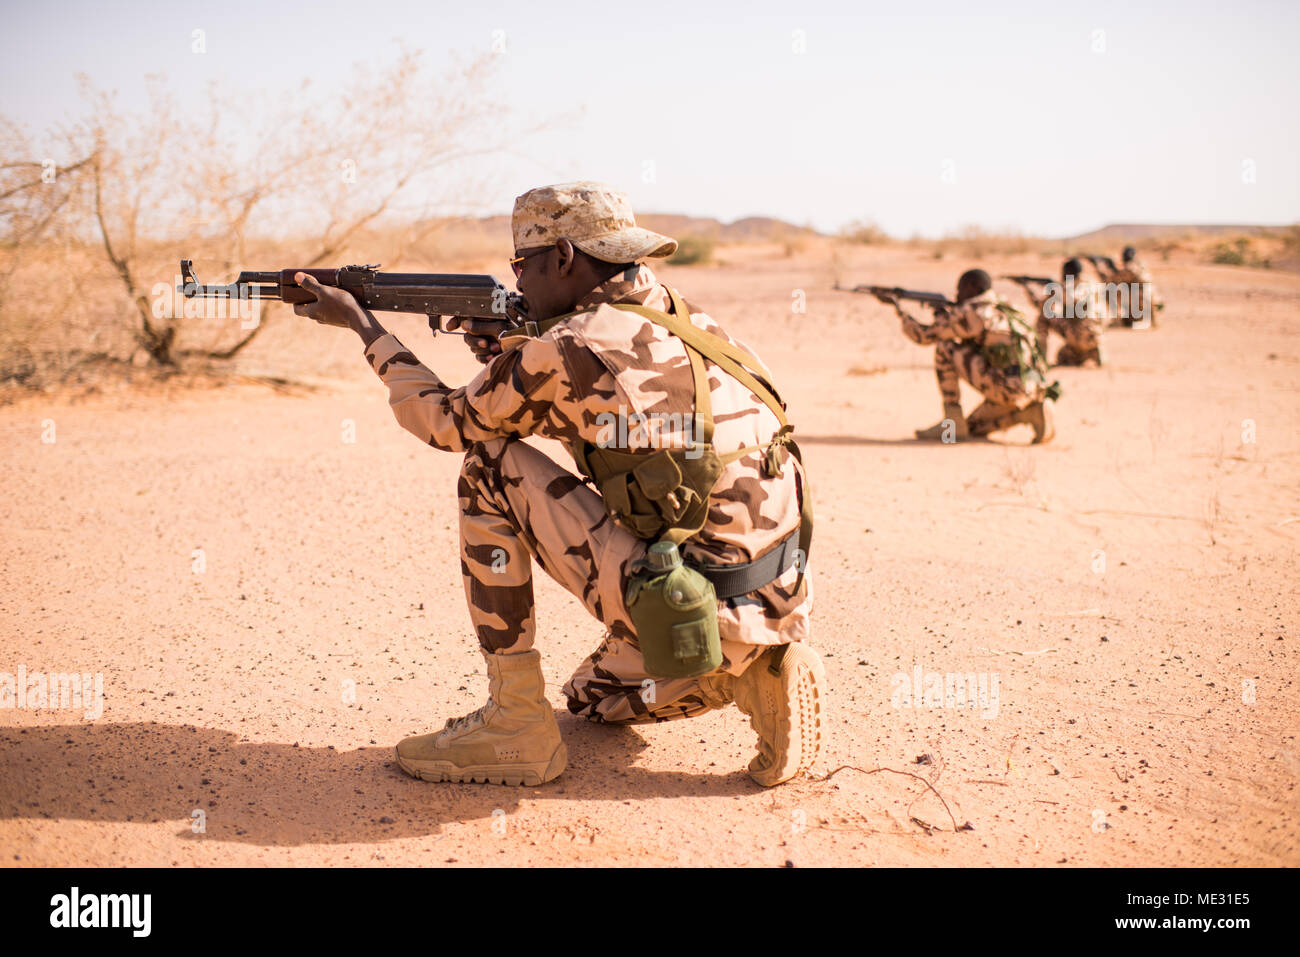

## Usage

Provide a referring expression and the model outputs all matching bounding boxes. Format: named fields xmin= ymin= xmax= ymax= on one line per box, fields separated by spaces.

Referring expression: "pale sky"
xmin=3 ymin=0 xmax=1297 ymax=237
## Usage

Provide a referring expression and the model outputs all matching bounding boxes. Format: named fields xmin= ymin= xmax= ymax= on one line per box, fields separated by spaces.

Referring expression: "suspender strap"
xmin=612 ymin=293 xmax=787 ymax=431
xmin=499 ymin=288 xmax=812 ymax=593
xmin=612 ymin=288 xmax=811 ymax=594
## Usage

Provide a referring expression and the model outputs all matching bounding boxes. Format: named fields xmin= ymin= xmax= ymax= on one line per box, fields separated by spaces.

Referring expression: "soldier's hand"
xmin=443 ymin=316 xmax=512 ymax=364
xmin=292 ymin=274 xmax=365 ymax=329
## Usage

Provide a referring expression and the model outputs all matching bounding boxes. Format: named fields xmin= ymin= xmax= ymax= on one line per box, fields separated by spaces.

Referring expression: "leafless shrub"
xmin=1001 ymin=449 xmax=1037 ymax=495
xmin=839 ymin=219 xmax=891 ymax=245
xmin=1 ymin=47 xmax=542 ymax=392
xmin=1204 ymin=488 xmax=1223 ymax=545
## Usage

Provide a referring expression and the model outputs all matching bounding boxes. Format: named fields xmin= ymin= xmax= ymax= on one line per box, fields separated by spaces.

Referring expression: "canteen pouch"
xmin=625 ymin=555 xmax=722 ymax=680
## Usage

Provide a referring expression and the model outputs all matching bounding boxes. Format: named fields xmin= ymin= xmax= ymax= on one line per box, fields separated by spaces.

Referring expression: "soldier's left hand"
xmin=292 ymin=274 xmax=366 ymax=329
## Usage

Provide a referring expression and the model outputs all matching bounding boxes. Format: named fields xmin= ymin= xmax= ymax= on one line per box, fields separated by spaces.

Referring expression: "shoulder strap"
xmin=612 ymin=288 xmax=787 ymax=431
xmin=615 ymin=289 xmax=811 ymax=593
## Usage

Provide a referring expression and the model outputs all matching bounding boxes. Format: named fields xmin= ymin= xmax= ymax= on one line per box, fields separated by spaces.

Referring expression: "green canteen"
xmin=625 ymin=541 xmax=722 ymax=679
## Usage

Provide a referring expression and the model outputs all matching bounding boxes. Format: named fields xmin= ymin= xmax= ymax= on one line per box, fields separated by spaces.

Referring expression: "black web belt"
xmin=690 ymin=528 xmax=801 ymax=600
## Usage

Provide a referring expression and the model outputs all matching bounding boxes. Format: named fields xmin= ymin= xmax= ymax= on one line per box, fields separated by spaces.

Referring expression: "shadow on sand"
xmin=0 ymin=716 xmax=757 ymax=847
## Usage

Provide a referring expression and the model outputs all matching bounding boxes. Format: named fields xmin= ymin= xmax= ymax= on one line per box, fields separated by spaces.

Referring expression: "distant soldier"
xmin=876 ymin=269 xmax=1057 ymax=444
xmin=1097 ymin=246 xmax=1162 ymax=327
xmin=1019 ymin=258 xmax=1107 ymax=367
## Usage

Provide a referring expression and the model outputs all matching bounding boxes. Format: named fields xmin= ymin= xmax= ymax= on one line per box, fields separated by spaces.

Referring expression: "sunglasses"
xmin=509 ymin=245 xmax=552 ymax=278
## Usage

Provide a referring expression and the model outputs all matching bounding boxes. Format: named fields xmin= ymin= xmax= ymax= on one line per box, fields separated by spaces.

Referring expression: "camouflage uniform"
xmin=1109 ymin=258 xmax=1161 ymax=326
xmin=900 ymin=289 xmax=1045 ymax=418
xmin=1102 ymin=256 xmax=1164 ymax=327
xmin=363 ymin=264 xmax=811 ymax=724
xmin=1029 ymin=278 xmax=1107 ymax=366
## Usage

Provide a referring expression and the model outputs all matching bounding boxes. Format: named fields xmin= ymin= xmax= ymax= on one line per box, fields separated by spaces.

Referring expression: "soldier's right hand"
xmin=444 ymin=316 xmax=511 ymax=364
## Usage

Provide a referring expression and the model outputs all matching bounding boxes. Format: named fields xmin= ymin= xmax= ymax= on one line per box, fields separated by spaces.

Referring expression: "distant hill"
xmin=433 ymin=213 xmax=821 ymax=243
xmin=639 ymin=214 xmax=820 ymax=242
xmin=430 ymin=216 xmax=1296 ymax=248
xmin=1065 ymin=223 xmax=1297 ymax=244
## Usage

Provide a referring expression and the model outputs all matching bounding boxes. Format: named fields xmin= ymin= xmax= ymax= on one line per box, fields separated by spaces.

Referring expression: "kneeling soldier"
xmin=883 ymin=269 xmax=1058 ymax=444
xmin=1101 ymin=246 xmax=1162 ymax=328
xmin=292 ymin=182 xmax=822 ymax=787
xmin=1023 ymin=258 xmax=1108 ymax=367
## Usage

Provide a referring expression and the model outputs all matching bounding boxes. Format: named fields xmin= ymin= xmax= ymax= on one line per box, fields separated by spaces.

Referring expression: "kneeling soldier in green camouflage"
xmin=880 ymin=269 xmax=1058 ymax=444
xmin=1021 ymin=258 xmax=1108 ymax=367
xmin=292 ymin=182 xmax=822 ymax=787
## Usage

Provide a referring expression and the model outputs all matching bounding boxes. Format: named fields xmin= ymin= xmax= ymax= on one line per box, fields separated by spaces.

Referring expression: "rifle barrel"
xmin=848 ymin=284 xmax=954 ymax=307
xmin=178 ymin=260 xmax=522 ymax=326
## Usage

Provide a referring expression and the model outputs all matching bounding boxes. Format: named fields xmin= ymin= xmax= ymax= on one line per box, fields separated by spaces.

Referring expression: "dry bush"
xmin=900 ymin=227 xmax=1049 ymax=262
xmin=666 ymin=235 xmax=715 ymax=266
xmin=839 ymin=219 xmax=892 ymax=245
xmin=1283 ymin=225 xmax=1300 ymax=257
xmin=1207 ymin=235 xmax=1273 ymax=268
xmin=782 ymin=236 xmax=809 ymax=258
xmin=1204 ymin=487 xmax=1223 ymax=546
xmin=396 ymin=219 xmax=513 ymax=272
xmin=1001 ymin=449 xmax=1038 ymax=495
xmin=941 ymin=226 xmax=1037 ymax=259
xmin=0 ymin=242 xmax=138 ymax=390
xmin=1 ymin=47 xmax=539 ymax=396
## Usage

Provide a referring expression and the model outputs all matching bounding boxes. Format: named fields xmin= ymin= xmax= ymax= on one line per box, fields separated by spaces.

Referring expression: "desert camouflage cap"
xmin=512 ymin=181 xmax=677 ymax=263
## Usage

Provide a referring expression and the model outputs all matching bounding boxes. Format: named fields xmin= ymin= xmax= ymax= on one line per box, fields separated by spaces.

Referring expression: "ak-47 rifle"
xmin=178 ymin=260 xmax=526 ymax=332
xmin=837 ymin=282 xmax=955 ymax=308
xmin=1002 ymin=274 xmax=1055 ymax=286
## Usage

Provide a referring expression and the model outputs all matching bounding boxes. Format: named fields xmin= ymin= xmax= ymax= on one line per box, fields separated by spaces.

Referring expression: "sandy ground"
xmin=1 ymin=247 xmax=1297 ymax=867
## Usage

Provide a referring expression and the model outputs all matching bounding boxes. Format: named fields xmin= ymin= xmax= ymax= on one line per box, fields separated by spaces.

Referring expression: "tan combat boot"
xmin=1005 ymin=399 xmax=1056 ymax=444
xmin=965 ymin=400 xmax=1015 ymax=438
xmin=914 ymin=402 xmax=969 ymax=442
xmin=395 ymin=648 xmax=567 ymax=786
xmin=697 ymin=670 xmax=735 ymax=710
xmin=732 ymin=642 xmax=826 ymax=787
